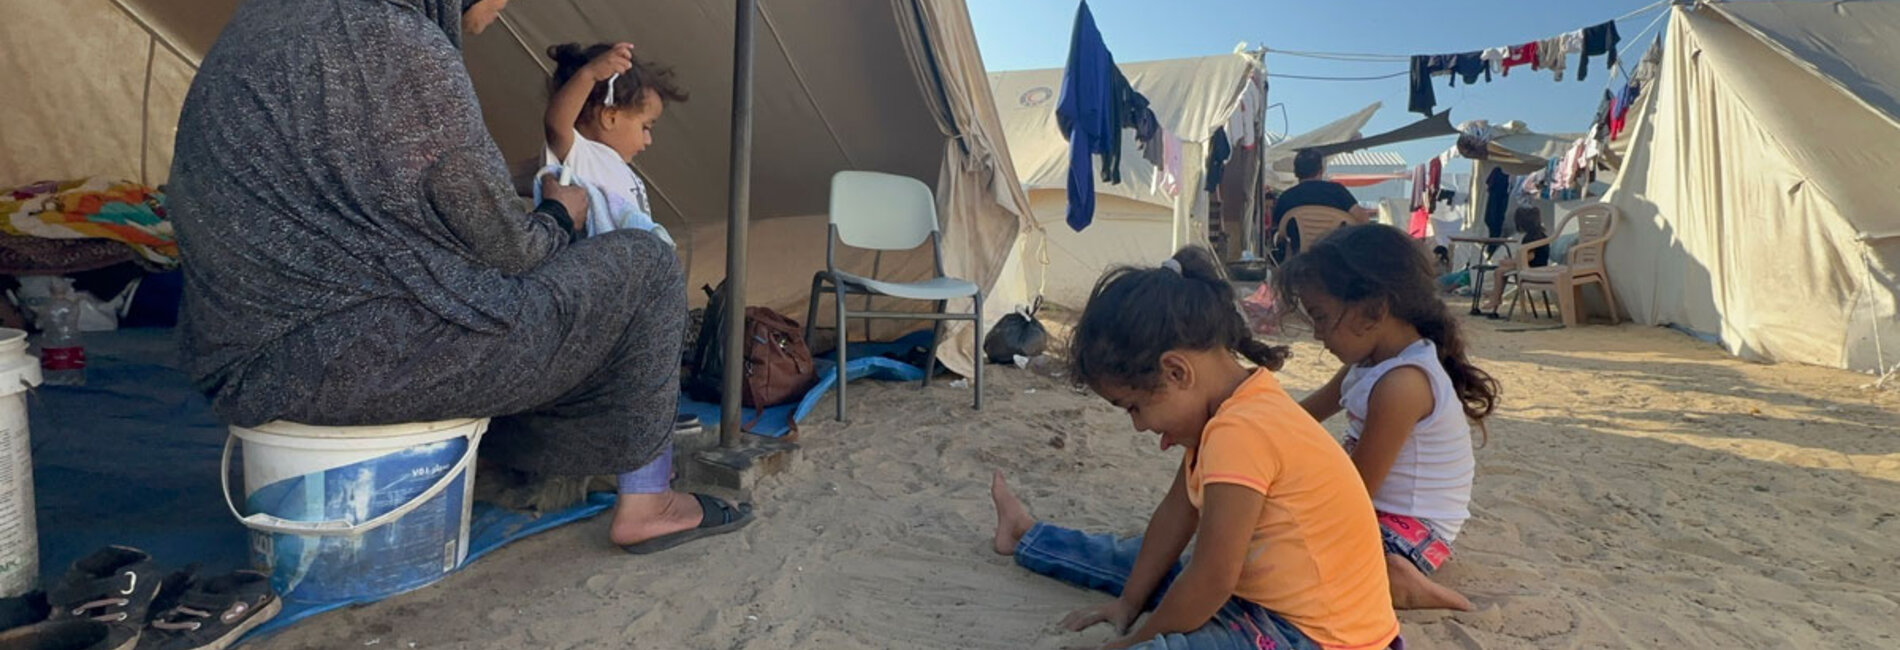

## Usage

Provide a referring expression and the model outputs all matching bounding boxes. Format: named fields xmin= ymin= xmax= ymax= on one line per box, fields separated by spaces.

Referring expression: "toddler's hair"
xmin=1069 ymin=247 xmax=1290 ymax=391
xmin=1275 ymin=224 xmax=1500 ymax=422
xmin=546 ymin=43 xmax=689 ymax=123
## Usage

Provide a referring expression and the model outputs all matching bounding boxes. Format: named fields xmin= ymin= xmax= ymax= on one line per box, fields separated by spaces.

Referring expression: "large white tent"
xmin=0 ymin=0 xmax=1033 ymax=376
xmin=1604 ymin=1 xmax=1900 ymax=374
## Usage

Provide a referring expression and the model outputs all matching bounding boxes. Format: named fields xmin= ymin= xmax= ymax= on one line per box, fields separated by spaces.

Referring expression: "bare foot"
xmin=608 ymin=491 xmax=707 ymax=546
xmin=1386 ymin=553 xmax=1473 ymax=611
xmin=990 ymin=471 xmax=1036 ymax=556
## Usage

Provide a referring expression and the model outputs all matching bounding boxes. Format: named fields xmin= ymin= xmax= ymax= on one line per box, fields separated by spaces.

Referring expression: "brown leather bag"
xmin=739 ymin=307 xmax=818 ymax=418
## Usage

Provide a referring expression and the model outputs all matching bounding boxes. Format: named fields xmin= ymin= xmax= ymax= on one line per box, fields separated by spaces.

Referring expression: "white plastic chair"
xmin=804 ymin=171 xmax=982 ymax=420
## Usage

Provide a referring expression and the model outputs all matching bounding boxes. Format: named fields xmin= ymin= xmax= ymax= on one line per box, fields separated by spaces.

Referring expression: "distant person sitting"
xmin=1272 ymin=149 xmax=1373 ymax=256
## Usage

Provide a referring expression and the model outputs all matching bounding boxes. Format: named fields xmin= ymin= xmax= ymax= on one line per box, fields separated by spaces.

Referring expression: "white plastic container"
xmin=0 ymin=328 xmax=45 ymax=597
xmin=222 ymin=419 xmax=486 ymax=605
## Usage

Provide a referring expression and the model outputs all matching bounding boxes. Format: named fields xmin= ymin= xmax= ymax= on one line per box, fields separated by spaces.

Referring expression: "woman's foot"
xmin=609 ymin=491 xmax=708 ymax=546
xmin=1386 ymin=553 xmax=1473 ymax=611
xmin=990 ymin=471 xmax=1035 ymax=555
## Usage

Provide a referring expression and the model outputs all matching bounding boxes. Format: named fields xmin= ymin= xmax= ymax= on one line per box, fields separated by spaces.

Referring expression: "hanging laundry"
xmin=1480 ymin=47 xmax=1509 ymax=75
xmin=1427 ymin=156 xmax=1443 ymax=211
xmin=1137 ymin=112 xmax=1164 ymax=169
xmin=1204 ymin=128 xmax=1232 ymax=192
xmin=1483 ymin=167 xmax=1511 ymax=247
xmin=1609 ymin=83 xmax=1641 ymax=140
xmin=1090 ymin=68 xmax=1143 ymax=185
xmin=1055 ymin=0 xmax=1116 ymax=231
xmin=1633 ymin=36 xmax=1664 ymax=83
xmin=1154 ymin=129 xmax=1183 ymax=197
xmin=1591 ymin=89 xmax=1615 ymax=134
xmin=1449 ymin=51 xmax=1492 ymax=86
xmin=1579 ymin=21 xmax=1621 ymax=82
xmin=1409 ymin=163 xmax=1429 ymax=211
xmin=1500 ymin=42 xmax=1539 ymax=77
xmin=1554 ymin=138 xmax=1588 ymax=191
xmin=1408 ymin=54 xmax=1456 ymax=116
xmin=1538 ymin=36 xmax=1568 ymax=81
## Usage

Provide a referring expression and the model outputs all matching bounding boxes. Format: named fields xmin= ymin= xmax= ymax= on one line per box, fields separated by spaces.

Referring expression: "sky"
xmin=966 ymin=0 xmax=1671 ymax=168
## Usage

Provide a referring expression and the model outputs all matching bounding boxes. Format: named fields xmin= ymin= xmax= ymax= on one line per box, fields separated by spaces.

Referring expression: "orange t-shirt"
xmin=1183 ymin=370 xmax=1399 ymax=650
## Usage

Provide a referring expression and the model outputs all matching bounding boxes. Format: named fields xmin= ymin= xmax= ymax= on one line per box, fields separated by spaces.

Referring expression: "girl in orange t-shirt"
xmin=988 ymin=248 xmax=1402 ymax=650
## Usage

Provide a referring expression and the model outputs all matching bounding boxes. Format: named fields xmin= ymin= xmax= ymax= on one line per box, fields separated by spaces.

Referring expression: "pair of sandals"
xmin=618 ymin=414 xmax=756 ymax=555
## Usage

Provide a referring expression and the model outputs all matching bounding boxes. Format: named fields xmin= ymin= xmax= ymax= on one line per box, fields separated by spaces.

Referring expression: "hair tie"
xmin=1160 ymin=258 xmax=1183 ymax=274
xmin=604 ymin=73 xmax=620 ymax=106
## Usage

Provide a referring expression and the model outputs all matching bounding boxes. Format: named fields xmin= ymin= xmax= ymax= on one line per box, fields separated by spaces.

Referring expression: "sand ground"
xmin=254 ymin=314 xmax=1900 ymax=649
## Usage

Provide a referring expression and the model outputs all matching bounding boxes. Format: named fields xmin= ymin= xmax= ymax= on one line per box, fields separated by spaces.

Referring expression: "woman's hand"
xmin=582 ymin=42 xmax=635 ymax=83
xmin=540 ymin=176 xmax=588 ymax=233
xmin=1060 ymin=597 xmax=1139 ymax=635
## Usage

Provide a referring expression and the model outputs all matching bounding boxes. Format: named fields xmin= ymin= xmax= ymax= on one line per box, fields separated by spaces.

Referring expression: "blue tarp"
xmin=29 ymin=327 xmax=930 ymax=641
xmin=676 ymin=331 xmax=934 ymax=437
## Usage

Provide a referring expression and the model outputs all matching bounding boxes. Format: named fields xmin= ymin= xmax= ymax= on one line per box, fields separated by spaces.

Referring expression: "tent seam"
xmin=755 ymin=3 xmax=856 ymax=169
xmin=105 ymin=0 xmax=200 ymax=69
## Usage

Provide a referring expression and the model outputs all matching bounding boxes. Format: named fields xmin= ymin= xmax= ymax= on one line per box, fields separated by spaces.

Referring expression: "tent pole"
xmin=719 ymin=0 xmax=757 ymax=449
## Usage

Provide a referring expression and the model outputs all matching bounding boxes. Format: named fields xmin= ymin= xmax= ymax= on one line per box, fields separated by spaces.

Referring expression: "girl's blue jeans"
xmin=1014 ymin=523 xmax=1334 ymax=650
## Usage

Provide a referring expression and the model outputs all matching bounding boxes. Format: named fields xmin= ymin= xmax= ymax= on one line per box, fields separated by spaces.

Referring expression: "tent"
xmin=987 ymin=54 xmax=1278 ymax=308
xmin=0 ymin=0 xmax=1032 ymax=377
xmin=1603 ymin=2 xmax=1900 ymax=374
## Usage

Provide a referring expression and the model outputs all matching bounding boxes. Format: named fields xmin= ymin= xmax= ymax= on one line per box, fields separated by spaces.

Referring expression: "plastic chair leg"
xmin=923 ymin=300 xmax=945 ymax=388
xmin=972 ymin=291 xmax=983 ymax=411
xmin=833 ymin=282 xmax=849 ymax=421
xmin=1558 ymin=277 xmax=1580 ymax=327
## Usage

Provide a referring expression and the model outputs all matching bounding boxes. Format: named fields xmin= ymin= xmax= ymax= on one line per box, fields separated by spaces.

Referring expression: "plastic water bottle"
xmin=39 ymin=281 xmax=85 ymax=386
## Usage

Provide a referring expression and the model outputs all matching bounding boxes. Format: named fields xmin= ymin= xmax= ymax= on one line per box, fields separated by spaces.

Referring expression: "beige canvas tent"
xmin=987 ymin=54 xmax=1294 ymax=308
xmin=1603 ymin=1 xmax=1900 ymax=374
xmin=0 ymin=0 xmax=1032 ymax=377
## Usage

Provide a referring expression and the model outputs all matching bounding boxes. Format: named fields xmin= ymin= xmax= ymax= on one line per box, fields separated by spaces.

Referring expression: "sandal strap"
xmin=690 ymin=493 xmax=747 ymax=528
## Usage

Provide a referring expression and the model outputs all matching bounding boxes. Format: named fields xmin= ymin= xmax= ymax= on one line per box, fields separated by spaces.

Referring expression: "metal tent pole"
xmin=719 ymin=0 xmax=757 ymax=449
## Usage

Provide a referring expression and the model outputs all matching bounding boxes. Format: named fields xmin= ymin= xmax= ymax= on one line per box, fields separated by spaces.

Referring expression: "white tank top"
xmin=1340 ymin=339 xmax=1474 ymax=541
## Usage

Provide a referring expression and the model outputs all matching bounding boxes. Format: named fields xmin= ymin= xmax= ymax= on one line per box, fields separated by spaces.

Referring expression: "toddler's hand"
xmin=583 ymin=42 xmax=635 ymax=82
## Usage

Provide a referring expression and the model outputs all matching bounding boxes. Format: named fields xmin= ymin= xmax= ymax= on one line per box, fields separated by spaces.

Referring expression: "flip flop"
xmin=618 ymin=493 xmax=754 ymax=555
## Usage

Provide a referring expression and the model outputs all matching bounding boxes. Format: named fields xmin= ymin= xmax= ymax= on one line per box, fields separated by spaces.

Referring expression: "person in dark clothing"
xmin=1481 ymin=206 xmax=1551 ymax=314
xmin=1271 ymin=149 xmax=1367 ymax=257
xmin=169 ymin=0 xmax=750 ymax=553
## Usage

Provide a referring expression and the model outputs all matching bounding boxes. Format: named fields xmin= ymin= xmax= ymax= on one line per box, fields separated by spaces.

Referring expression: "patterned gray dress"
xmin=168 ymin=0 xmax=682 ymax=476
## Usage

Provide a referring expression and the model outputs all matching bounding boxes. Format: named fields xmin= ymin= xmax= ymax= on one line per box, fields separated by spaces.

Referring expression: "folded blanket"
xmin=1 ymin=178 xmax=178 ymax=268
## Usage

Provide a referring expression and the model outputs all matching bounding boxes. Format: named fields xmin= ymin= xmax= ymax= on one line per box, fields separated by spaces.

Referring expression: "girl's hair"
xmin=1275 ymin=224 xmax=1500 ymax=422
xmin=1512 ymin=205 xmax=1546 ymax=237
xmin=547 ymin=43 xmax=689 ymax=123
xmin=1069 ymin=247 xmax=1290 ymax=391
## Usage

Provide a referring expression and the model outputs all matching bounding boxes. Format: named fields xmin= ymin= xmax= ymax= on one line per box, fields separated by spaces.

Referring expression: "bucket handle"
xmin=220 ymin=426 xmax=485 ymax=537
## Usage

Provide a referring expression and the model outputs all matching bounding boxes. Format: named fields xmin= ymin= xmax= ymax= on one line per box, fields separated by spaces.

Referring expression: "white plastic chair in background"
xmin=804 ymin=171 xmax=983 ymax=420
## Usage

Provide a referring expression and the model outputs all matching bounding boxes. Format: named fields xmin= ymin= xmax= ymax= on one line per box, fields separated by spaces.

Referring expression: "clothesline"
xmin=1263 ymin=0 xmax=1670 ymax=65
xmin=1608 ymin=9 xmax=1670 ymax=85
xmin=1267 ymin=70 xmax=1409 ymax=81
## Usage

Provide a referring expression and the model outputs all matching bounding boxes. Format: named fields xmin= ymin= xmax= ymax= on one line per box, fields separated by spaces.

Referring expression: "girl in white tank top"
xmin=1275 ymin=224 xmax=1500 ymax=612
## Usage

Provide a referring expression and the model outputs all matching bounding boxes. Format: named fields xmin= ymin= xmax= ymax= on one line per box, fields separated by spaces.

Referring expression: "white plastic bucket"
xmin=222 ymin=419 xmax=485 ymax=605
xmin=0 ymin=328 xmax=44 ymax=597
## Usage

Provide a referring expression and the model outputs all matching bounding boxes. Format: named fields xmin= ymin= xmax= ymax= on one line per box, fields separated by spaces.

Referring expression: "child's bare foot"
xmin=990 ymin=471 xmax=1035 ymax=556
xmin=1386 ymin=553 xmax=1473 ymax=611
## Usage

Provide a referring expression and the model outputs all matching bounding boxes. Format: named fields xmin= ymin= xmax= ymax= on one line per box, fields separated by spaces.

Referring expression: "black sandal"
xmin=618 ymin=493 xmax=755 ymax=555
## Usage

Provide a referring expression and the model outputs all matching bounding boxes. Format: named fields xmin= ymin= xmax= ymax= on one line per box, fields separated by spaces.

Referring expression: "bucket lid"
xmin=0 ymin=329 xmax=40 ymax=393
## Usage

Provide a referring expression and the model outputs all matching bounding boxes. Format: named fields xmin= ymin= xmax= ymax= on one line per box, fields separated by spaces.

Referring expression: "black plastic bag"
xmin=983 ymin=297 xmax=1048 ymax=364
